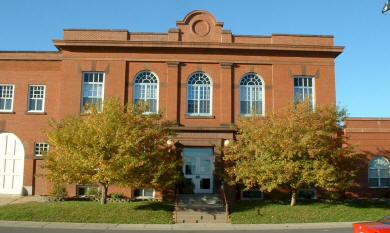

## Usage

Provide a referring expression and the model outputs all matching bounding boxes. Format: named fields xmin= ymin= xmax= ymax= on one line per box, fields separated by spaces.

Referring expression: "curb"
xmin=0 ymin=221 xmax=355 ymax=231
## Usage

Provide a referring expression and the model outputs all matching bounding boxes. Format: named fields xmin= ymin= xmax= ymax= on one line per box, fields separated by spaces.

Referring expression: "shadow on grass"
xmin=133 ymin=202 xmax=174 ymax=211
xmin=343 ymin=200 xmax=390 ymax=209
xmin=229 ymin=199 xmax=390 ymax=213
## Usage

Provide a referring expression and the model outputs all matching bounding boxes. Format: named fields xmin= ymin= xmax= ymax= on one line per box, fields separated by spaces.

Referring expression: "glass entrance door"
xmin=183 ymin=147 xmax=213 ymax=194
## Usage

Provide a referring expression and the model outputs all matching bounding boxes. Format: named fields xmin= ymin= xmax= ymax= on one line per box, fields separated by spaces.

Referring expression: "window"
xmin=133 ymin=188 xmax=154 ymax=199
xmin=34 ymin=142 xmax=49 ymax=156
xmin=241 ymin=187 xmax=263 ymax=200
xmin=76 ymin=185 xmax=98 ymax=197
xmin=186 ymin=72 xmax=212 ymax=116
xmin=27 ymin=85 xmax=45 ymax=112
xmin=0 ymin=85 xmax=14 ymax=112
xmin=133 ymin=70 xmax=159 ymax=114
xmin=368 ymin=156 xmax=390 ymax=188
xmin=239 ymin=73 xmax=264 ymax=116
xmin=294 ymin=76 xmax=314 ymax=108
xmin=297 ymin=188 xmax=317 ymax=199
xmin=81 ymin=72 xmax=104 ymax=112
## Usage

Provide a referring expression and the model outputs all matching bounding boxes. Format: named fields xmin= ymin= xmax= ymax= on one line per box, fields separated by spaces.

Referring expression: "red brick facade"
xmin=345 ymin=118 xmax=390 ymax=198
xmin=0 ymin=10 xmax=363 ymax=199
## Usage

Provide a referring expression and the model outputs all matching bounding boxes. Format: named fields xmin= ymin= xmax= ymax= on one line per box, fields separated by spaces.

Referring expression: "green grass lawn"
xmin=229 ymin=201 xmax=390 ymax=224
xmin=0 ymin=201 xmax=174 ymax=224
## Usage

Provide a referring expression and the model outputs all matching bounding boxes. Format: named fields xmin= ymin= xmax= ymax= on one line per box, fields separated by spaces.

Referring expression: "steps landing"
xmin=175 ymin=194 xmax=228 ymax=224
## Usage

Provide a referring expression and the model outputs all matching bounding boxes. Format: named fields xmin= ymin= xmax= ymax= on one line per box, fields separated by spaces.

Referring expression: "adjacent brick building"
xmin=0 ymin=10 xmax=386 ymax=199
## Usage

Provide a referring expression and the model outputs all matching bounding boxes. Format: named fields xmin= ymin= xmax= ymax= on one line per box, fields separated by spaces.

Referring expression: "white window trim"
xmin=133 ymin=70 xmax=159 ymax=114
xmin=34 ymin=142 xmax=49 ymax=156
xmin=134 ymin=188 xmax=155 ymax=199
xmin=0 ymin=84 xmax=15 ymax=112
xmin=76 ymin=185 xmax=98 ymax=197
xmin=80 ymin=72 xmax=105 ymax=112
xmin=293 ymin=76 xmax=315 ymax=109
xmin=27 ymin=85 xmax=46 ymax=113
xmin=186 ymin=72 xmax=213 ymax=116
xmin=239 ymin=73 xmax=265 ymax=116
xmin=368 ymin=156 xmax=390 ymax=188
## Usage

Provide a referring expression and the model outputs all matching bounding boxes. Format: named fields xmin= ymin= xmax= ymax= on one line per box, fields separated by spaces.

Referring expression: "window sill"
xmin=0 ymin=111 xmax=15 ymax=114
xmin=185 ymin=115 xmax=215 ymax=119
xmin=25 ymin=111 xmax=47 ymax=115
xmin=134 ymin=196 xmax=154 ymax=200
xmin=369 ymin=186 xmax=390 ymax=189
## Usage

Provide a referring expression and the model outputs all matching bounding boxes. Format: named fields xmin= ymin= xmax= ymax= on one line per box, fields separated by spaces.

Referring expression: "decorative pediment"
xmin=176 ymin=10 xmax=230 ymax=42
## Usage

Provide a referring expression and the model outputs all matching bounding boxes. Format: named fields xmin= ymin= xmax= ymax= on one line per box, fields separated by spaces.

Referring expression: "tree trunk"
xmin=290 ymin=189 xmax=297 ymax=207
xmin=99 ymin=182 xmax=108 ymax=205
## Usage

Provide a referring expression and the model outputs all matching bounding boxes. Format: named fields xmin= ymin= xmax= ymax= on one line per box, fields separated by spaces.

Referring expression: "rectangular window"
xmin=81 ymin=72 xmax=104 ymax=112
xmin=34 ymin=142 xmax=49 ymax=156
xmin=241 ymin=187 xmax=263 ymax=200
xmin=369 ymin=168 xmax=390 ymax=188
xmin=76 ymin=185 xmax=98 ymax=197
xmin=27 ymin=85 xmax=45 ymax=112
xmin=0 ymin=85 xmax=15 ymax=112
xmin=294 ymin=76 xmax=314 ymax=108
xmin=297 ymin=188 xmax=317 ymax=199
xmin=133 ymin=188 xmax=154 ymax=199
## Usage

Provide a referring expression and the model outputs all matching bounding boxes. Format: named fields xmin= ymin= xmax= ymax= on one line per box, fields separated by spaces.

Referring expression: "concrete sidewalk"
xmin=0 ymin=195 xmax=43 ymax=206
xmin=0 ymin=221 xmax=354 ymax=231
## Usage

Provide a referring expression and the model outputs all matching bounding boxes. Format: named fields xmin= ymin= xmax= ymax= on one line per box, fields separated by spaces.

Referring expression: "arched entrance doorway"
xmin=0 ymin=132 xmax=25 ymax=194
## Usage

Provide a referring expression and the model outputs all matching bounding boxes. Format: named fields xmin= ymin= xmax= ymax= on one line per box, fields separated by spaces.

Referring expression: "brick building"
xmin=345 ymin=118 xmax=390 ymax=198
xmin=1 ymin=10 xmax=384 ymax=199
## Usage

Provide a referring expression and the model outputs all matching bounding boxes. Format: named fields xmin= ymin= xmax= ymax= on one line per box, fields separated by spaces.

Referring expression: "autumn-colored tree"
xmin=223 ymin=100 xmax=363 ymax=206
xmin=43 ymin=97 xmax=181 ymax=204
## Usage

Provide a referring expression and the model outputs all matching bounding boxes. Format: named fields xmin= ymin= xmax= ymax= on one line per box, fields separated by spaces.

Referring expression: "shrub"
xmin=378 ymin=189 xmax=390 ymax=198
xmin=110 ymin=192 xmax=124 ymax=199
xmin=49 ymin=183 xmax=68 ymax=198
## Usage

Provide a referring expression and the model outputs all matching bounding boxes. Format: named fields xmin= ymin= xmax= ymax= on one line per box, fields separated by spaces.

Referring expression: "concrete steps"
xmin=175 ymin=194 xmax=228 ymax=223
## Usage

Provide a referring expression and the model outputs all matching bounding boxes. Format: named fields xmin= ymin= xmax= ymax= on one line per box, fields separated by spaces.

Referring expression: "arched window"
xmin=186 ymin=72 xmax=212 ymax=116
xmin=368 ymin=156 xmax=390 ymax=188
xmin=239 ymin=73 xmax=264 ymax=116
xmin=133 ymin=70 xmax=159 ymax=114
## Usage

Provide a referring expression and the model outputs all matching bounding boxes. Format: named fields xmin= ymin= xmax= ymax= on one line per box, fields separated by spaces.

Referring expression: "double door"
xmin=183 ymin=147 xmax=213 ymax=194
xmin=0 ymin=133 xmax=25 ymax=194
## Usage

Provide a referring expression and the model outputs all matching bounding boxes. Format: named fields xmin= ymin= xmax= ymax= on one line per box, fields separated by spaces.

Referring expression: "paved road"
xmin=0 ymin=227 xmax=352 ymax=233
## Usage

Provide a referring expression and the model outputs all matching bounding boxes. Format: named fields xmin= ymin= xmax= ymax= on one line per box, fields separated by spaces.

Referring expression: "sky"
xmin=0 ymin=0 xmax=389 ymax=117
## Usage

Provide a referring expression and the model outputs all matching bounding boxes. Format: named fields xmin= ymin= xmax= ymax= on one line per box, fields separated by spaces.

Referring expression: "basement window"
xmin=297 ymin=188 xmax=317 ymax=199
xmin=241 ymin=187 xmax=263 ymax=200
xmin=133 ymin=188 xmax=154 ymax=199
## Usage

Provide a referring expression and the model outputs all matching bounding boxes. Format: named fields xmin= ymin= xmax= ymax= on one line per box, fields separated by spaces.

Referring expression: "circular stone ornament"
xmin=192 ymin=20 xmax=210 ymax=36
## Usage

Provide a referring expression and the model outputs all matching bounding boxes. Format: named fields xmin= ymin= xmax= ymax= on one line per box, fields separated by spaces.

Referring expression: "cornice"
xmin=345 ymin=128 xmax=390 ymax=133
xmin=53 ymin=40 xmax=344 ymax=57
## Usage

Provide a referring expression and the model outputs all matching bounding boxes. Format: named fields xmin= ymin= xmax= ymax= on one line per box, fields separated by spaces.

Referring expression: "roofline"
xmin=345 ymin=117 xmax=390 ymax=121
xmin=0 ymin=51 xmax=62 ymax=61
xmin=63 ymin=29 xmax=128 ymax=32
xmin=271 ymin=33 xmax=334 ymax=38
xmin=0 ymin=51 xmax=59 ymax=53
xmin=61 ymin=28 xmax=337 ymax=38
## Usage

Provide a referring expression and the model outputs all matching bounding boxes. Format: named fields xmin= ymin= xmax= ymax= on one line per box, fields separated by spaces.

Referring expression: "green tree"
xmin=42 ymin=97 xmax=181 ymax=204
xmin=223 ymin=100 xmax=362 ymax=206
